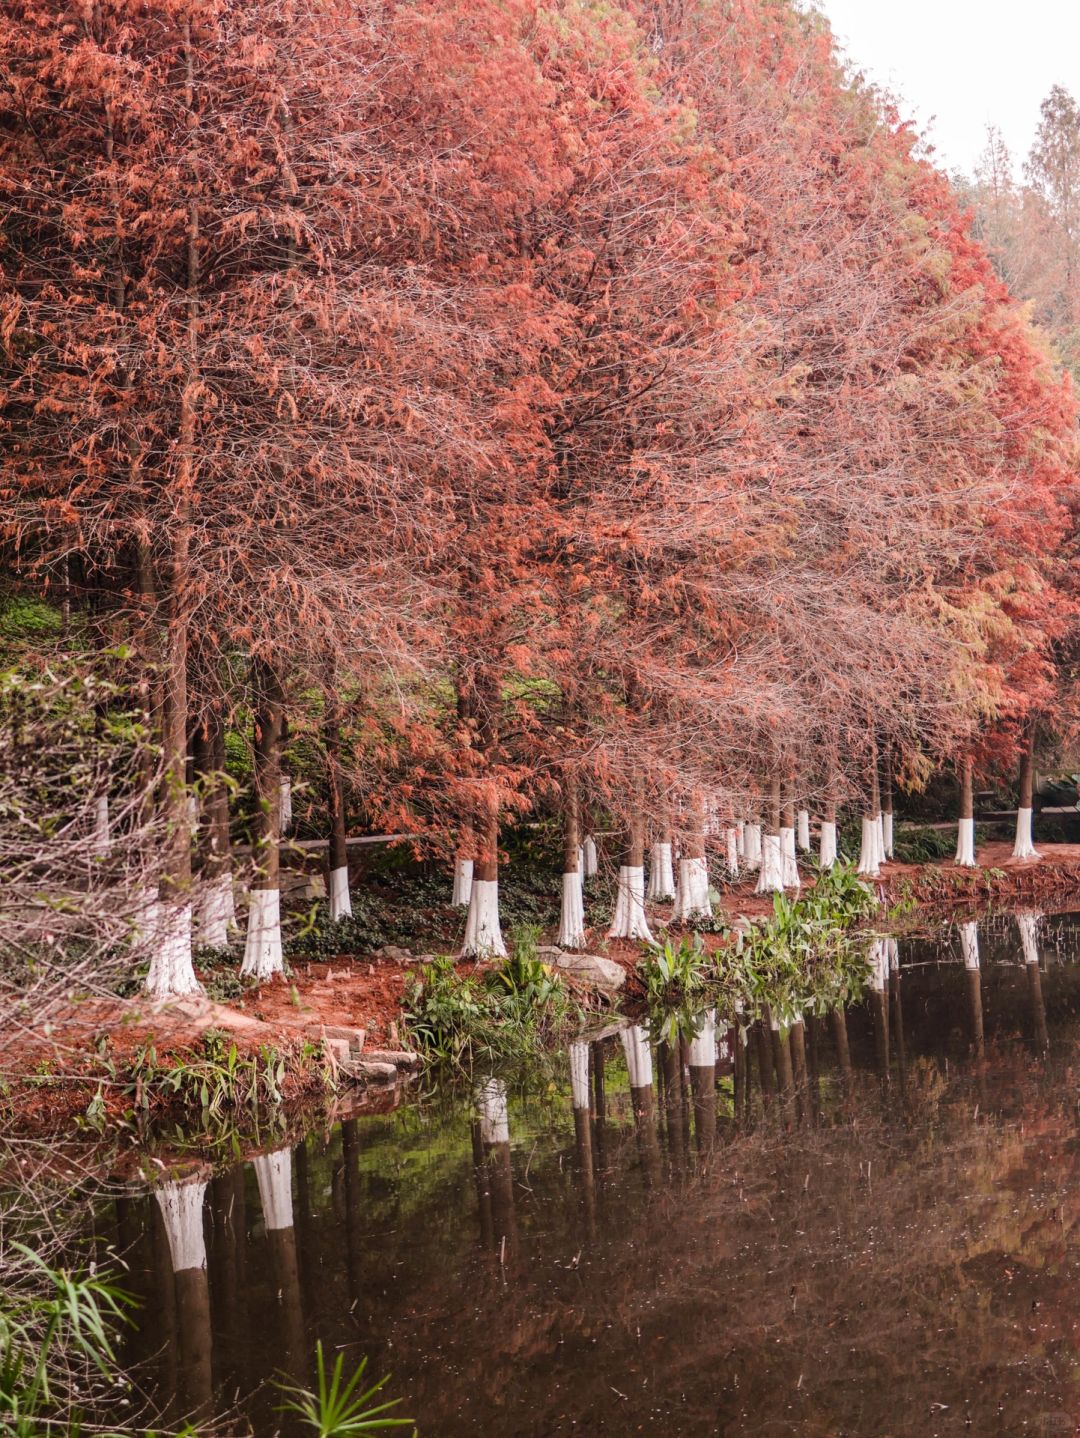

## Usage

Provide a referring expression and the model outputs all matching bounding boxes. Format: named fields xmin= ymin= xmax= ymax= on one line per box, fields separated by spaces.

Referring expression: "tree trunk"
xmin=673 ymin=791 xmax=711 ymax=922
xmin=955 ymin=756 xmax=976 ymax=867
xmin=881 ymin=747 xmax=895 ymax=858
xmin=609 ymin=775 xmax=653 ymax=940
xmin=647 ymin=808 xmax=675 ymax=900
xmin=857 ymin=734 xmax=883 ymax=878
xmin=558 ymin=769 xmax=586 ymax=949
xmin=242 ymin=659 xmax=285 ymax=977
xmin=324 ymin=691 xmax=352 ymax=921
xmin=1013 ymin=720 xmax=1041 ymax=860
xmin=756 ymin=774 xmax=784 ymax=893
xmin=194 ymin=708 xmax=234 ymax=947
xmin=820 ymin=770 xmax=838 ymax=869
xmin=462 ymin=793 xmax=506 ymax=957
xmin=780 ymin=779 xmax=800 ymax=889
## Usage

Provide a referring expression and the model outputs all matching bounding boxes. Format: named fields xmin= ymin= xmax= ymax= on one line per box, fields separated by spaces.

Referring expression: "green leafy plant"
xmin=277 ymin=1340 xmax=414 ymax=1436
xmin=638 ymin=933 xmax=712 ymax=1004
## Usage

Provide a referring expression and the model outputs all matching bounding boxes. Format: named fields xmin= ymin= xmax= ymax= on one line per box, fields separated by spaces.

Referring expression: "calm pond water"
xmin=95 ymin=910 xmax=1080 ymax=1436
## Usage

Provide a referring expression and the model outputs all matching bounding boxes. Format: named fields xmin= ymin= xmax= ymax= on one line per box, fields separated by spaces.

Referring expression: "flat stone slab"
xmin=312 ymin=1024 xmax=366 ymax=1055
xmin=351 ymin=1060 xmax=398 ymax=1081
xmin=553 ymin=952 xmax=626 ymax=991
xmin=362 ymin=1048 xmax=420 ymax=1069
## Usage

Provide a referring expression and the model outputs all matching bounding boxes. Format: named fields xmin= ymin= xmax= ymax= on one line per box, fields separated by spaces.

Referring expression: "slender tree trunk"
xmin=558 ymin=769 xmax=586 ymax=949
xmin=324 ymin=689 xmax=352 ymax=921
xmin=462 ymin=792 xmax=506 ymax=957
xmin=1013 ymin=720 xmax=1041 ymax=860
xmin=756 ymin=774 xmax=783 ymax=893
xmin=820 ymin=765 xmax=838 ymax=869
xmin=955 ymin=756 xmax=976 ymax=867
xmin=647 ymin=807 xmax=675 ymax=900
xmin=194 ymin=708 xmax=234 ymax=946
xmin=857 ymin=732 xmax=883 ymax=877
xmin=673 ymin=791 xmax=712 ymax=922
xmin=780 ymin=778 xmax=800 ymax=889
xmin=609 ymin=775 xmax=653 ymax=940
xmin=881 ymin=748 xmax=895 ymax=859
xmin=242 ymin=659 xmax=285 ymax=977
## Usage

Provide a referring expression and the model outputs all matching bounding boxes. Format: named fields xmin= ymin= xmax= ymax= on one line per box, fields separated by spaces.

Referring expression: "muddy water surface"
xmin=102 ymin=911 xmax=1080 ymax=1436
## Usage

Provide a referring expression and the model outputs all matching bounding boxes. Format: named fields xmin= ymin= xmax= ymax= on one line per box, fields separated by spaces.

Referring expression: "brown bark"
xmin=780 ymin=779 xmax=795 ymax=831
xmin=958 ymin=756 xmax=974 ymax=822
xmin=324 ymin=692 xmax=348 ymax=876
xmin=1018 ymin=720 xmax=1037 ymax=811
xmin=766 ymin=774 xmax=781 ymax=838
xmin=193 ymin=709 xmax=230 ymax=883
xmin=251 ymin=659 xmax=285 ymax=891
xmin=624 ymin=772 xmax=647 ymax=867
xmin=563 ymin=769 xmax=580 ymax=873
xmin=869 ymin=731 xmax=881 ymax=820
xmin=881 ymin=747 xmax=894 ymax=819
xmin=685 ymin=791 xmax=707 ymax=861
xmin=475 ymin=796 xmax=499 ymax=884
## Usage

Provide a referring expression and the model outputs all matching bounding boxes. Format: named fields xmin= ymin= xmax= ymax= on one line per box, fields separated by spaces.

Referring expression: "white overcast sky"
xmin=813 ymin=0 xmax=1080 ymax=179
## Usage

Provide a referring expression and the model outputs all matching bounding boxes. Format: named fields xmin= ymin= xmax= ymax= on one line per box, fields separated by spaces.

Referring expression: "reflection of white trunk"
xmin=241 ymin=889 xmax=284 ymax=978
xmin=197 ymin=873 xmax=235 ymax=949
xmin=688 ymin=1009 xmax=717 ymax=1068
xmin=608 ymin=866 xmax=654 ymax=942
xmin=185 ymin=793 xmax=199 ymax=831
xmin=476 ymin=1077 xmax=509 ymax=1145
xmin=882 ymin=813 xmax=894 ymax=859
xmin=620 ymin=1025 xmax=653 ymax=1088
xmin=92 ymin=794 xmax=111 ymax=859
xmin=155 ymin=1180 xmax=208 ymax=1272
xmin=328 ymin=865 xmax=352 ymax=921
xmin=582 ymin=836 xmax=598 ymax=879
xmin=452 ymin=857 xmax=473 ymax=908
xmin=647 ymin=842 xmax=675 ymax=900
xmin=756 ymin=833 xmax=783 ymax=893
xmin=461 ymin=878 xmax=507 ymax=958
xmin=1012 ymin=808 xmax=1040 ymax=861
xmin=796 ymin=810 xmax=811 ymax=851
xmin=819 ymin=821 xmax=837 ymax=870
xmin=955 ymin=817 xmax=975 ymax=867
xmin=279 ymin=777 xmax=293 ymax=834
xmin=558 ymin=871 xmax=587 ymax=950
xmin=145 ymin=904 xmax=202 ymax=999
xmin=1018 ymin=911 xmax=1041 ymax=967
xmin=959 ymin=921 xmax=979 ymax=970
xmin=869 ymin=938 xmax=888 ymax=991
xmin=673 ymin=856 xmax=712 ymax=922
xmin=886 ymin=936 xmax=899 ymax=972
xmin=744 ymin=822 xmax=762 ymax=871
xmin=780 ymin=827 xmax=800 ymax=889
xmin=725 ymin=827 xmax=740 ymax=875
xmin=857 ymin=815 xmax=881 ymax=877
xmin=254 ymin=1149 xmax=294 ymax=1231
xmin=569 ymin=1041 xmax=590 ymax=1111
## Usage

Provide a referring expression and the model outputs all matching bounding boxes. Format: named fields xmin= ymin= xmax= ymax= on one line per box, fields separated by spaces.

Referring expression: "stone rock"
xmin=353 ymin=1060 xmax=397 ymax=1081
xmin=363 ymin=1048 xmax=421 ymax=1070
xmin=374 ymin=944 xmax=412 ymax=963
xmin=314 ymin=1024 xmax=366 ymax=1055
xmin=536 ymin=945 xmax=564 ymax=960
xmin=553 ymin=952 xmax=625 ymax=991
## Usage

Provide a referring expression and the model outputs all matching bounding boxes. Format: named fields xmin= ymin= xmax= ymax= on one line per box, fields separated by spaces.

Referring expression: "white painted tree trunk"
xmin=882 ymin=812 xmax=894 ymax=859
xmin=452 ymin=857 xmax=474 ymax=907
xmin=673 ymin=856 xmax=712 ymax=922
xmin=608 ymin=866 xmax=654 ymax=942
xmin=145 ymin=903 xmax=202 ymax=999
xmin=154 ymin=1180 xmax=208 ymax=1272
xmin=819 ymin=821 xmax=837 ymax=870
xmin=959 ymin=921 xmax=979 ymax=970
xmin=558 ymin=871 xmax=587 ymax=950
xmin=279 ymin=777 xmax=292 ymax=834
xmin=1018 ymin=911 xmax=1041 ymax=967
xmin=688 ymin=1009 xmax=717 ymax=1068
xmin=582 ymin=836 xmax=598 ymax=879
xmin=620 ymin=1025 xmax=653 ymax=1089
xmin=647 ymin=841 xmax=675 ymax=900
xmin=725 ymin=827 xmax=740 ymax=875
xmin=1012 ymin=807 xmax=1040 ymax=860
xmin=241 ymin=888 xmax=284 ymax=978
xmin=857 ymin=815 xmax=881 ymax=877
xmin=328 ymin=865 xmax=352 ymax=921
xmin=569 ymin=1041 xmax=590 ymax=1111
xmin=756 ymin=833 xmax=784 ymax=893
xmin=955 ymin=817 xmax=976 ymax=867
xmin=476 ymin=1077 xmax=509 ymax=1145
xmin=744 ymin=822 xmax=762 ymax=871
xmin=461 ymin=878 xmax=507 ymax=958
xmin=254 ymin=1149 xmax=294 ymax=1231
xmin=185 ymin=793 xmax=199 ymax=831
xmin=92 ymin=793 xmax=111 ymax=859
xmin=796 ymin=809 xmax=811 ymax=851
xmin=197 ymin=873 xmax=235 ymax=949
xmin=780 ymin=827 xmax=800 ymax=889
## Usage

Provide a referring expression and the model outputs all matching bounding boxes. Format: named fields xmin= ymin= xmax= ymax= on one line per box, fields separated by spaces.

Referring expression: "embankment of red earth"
xmin=5 ymin=843 xmax=1079 ymax=1139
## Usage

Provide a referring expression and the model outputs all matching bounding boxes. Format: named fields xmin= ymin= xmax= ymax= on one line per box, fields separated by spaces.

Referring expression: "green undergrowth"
xmin=404 ymin=925 xmax=583 ymax=1074
xmin=637 ymin=862 xmax=877 ymax=1027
